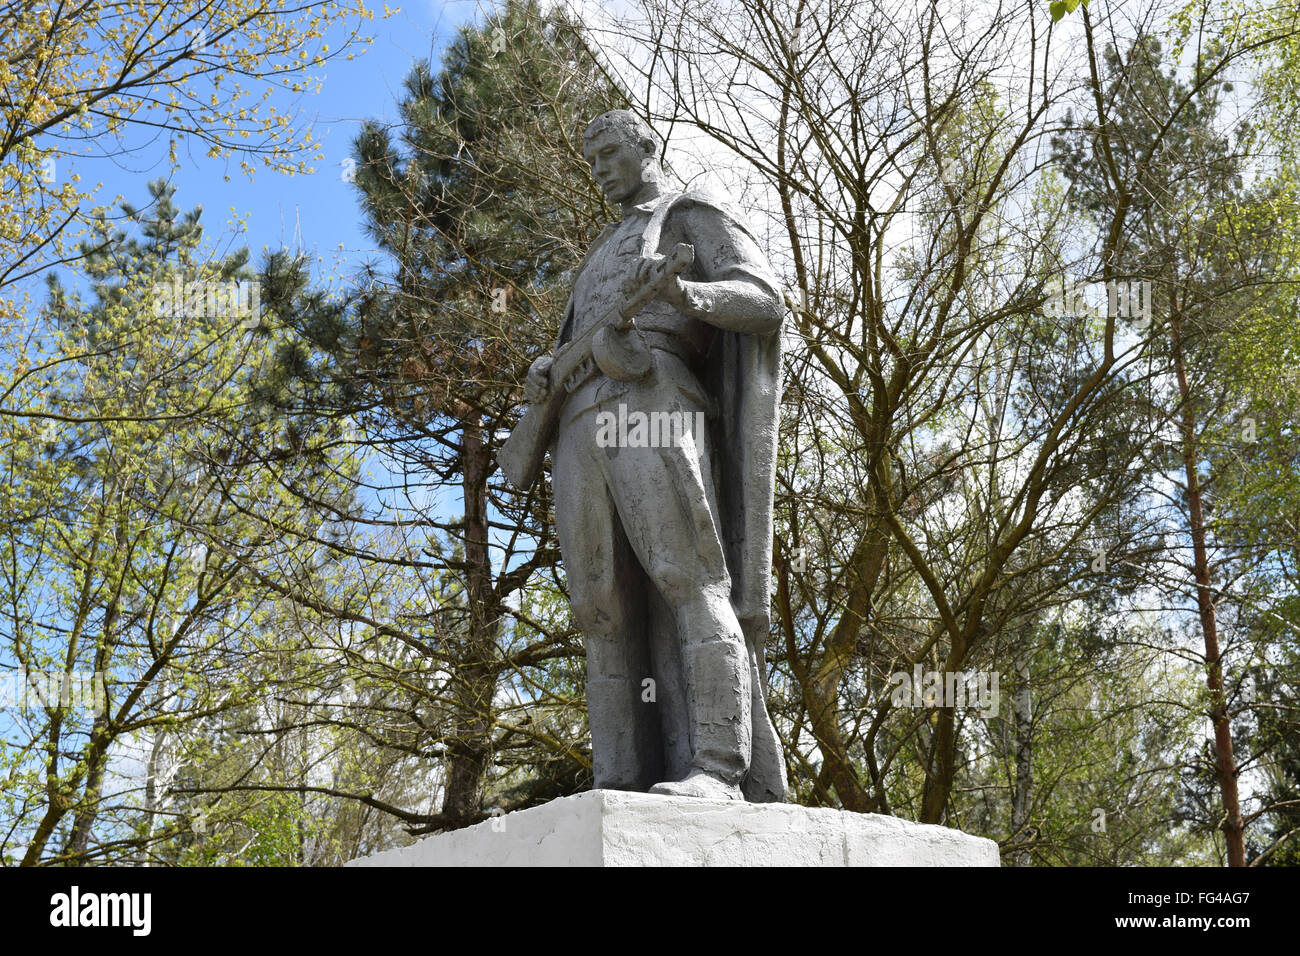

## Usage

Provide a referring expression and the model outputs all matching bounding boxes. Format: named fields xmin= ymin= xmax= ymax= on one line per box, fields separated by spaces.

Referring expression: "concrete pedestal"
xmin=346 ymin=790 xmax=1000 ymax=867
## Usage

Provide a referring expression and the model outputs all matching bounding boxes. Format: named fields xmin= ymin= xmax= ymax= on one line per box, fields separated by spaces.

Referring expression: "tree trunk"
xmin=63 ymin=715 xmax=110 ymax=862
xmin=1010 ymin=647 xmax=1033 ymax=866
xmin=800 ymin=529 xmax=884 ymax=812
xmin=439 ymin=416 xmax=501 ymax=825
xmin=921 ymin=623 xmax=970 ymax=824
xmin=1170 ymin=312 xmax=1246 ymax=866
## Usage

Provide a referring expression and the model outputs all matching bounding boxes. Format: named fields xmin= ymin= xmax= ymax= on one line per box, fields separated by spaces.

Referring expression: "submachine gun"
xmin=498 ymin=243 xmax=695 ymax=491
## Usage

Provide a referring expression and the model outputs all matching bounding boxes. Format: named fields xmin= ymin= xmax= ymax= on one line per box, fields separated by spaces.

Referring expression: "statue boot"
xmin=650 ymin=637 xmax=751 ymax=800
xmin=587 ymin=676 xmax=662 ymax=791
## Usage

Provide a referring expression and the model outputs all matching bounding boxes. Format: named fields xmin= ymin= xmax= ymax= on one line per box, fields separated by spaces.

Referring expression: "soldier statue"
xmin=500 ymin=110 xmax=787 ymax=802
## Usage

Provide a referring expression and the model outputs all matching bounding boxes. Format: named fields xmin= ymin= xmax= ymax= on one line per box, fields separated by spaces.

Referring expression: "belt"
xmin=562 ymin=331 xmax=700 ymax=394
xmin=640 ymin=330 xmax=700 ymax=365
xmin=565 ymin=354 xmax=599 ymax=393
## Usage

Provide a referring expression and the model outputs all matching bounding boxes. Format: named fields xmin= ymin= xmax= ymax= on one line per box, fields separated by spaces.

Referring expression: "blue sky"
xmin=55 ymin=2 xmax=479 ymax=289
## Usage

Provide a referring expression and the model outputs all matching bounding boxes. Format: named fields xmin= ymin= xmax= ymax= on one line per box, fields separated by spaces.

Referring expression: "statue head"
xmin=582 ymin=110 xmax=662 ymax=205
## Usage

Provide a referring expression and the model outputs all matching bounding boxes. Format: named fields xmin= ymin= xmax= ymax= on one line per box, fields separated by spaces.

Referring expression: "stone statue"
xmin=499 ymin=110 xmax=787 ymax=802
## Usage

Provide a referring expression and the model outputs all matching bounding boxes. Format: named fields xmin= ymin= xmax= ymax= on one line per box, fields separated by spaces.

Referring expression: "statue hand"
xmin=525 ymin=355 xmax=553 ymax=404
xmin=625 ymin=256 xmax=690 ymax=311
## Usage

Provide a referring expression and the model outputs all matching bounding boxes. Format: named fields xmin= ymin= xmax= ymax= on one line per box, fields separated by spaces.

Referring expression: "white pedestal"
xmin=346 ymin=790 xmax=1000 ymax=867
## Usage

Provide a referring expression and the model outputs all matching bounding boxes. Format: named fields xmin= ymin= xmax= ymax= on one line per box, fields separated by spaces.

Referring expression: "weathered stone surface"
xmin=346 ymin=791 xmax=1001 ymax=867
xmin=501 ymin=109 xmax=791 ymax=803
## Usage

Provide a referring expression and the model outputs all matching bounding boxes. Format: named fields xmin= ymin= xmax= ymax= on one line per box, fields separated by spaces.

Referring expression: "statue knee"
xmin=570 ymin=599 xmax=607 ymax=638
xmin=652 ymin=572 xmax=737 ymax=637
xmin=568 ymin=580 xmax=622 ymax=637
xmin=648 ymin=561 xmax=728 ymax=610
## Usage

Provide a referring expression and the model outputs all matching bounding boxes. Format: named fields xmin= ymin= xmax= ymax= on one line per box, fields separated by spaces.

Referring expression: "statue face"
xmin=582 ymin=129 xmax=649 ymax=204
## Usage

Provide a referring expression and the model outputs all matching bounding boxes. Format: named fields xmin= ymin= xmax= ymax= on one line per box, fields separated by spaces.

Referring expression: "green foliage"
xmin=0 ymin=180 xmax=365 ymax=864
xmin=1049 ymin=0 xmax=1089 ymax=22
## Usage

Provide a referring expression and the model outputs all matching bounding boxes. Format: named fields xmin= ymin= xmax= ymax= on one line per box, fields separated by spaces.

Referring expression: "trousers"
xmin=552 ymin=357 xmax=753 ymax=790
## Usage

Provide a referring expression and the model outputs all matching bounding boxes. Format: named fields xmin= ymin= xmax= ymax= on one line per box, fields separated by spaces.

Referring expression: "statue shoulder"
xmin=669 ymin=187 xmax=747 ymax=223
xmin=663 ymin=188 xmax=763 ymax=244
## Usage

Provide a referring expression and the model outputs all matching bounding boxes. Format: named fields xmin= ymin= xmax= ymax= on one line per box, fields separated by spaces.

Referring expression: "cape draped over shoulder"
xmin=553 ymin=189 xmax=788 ymax=802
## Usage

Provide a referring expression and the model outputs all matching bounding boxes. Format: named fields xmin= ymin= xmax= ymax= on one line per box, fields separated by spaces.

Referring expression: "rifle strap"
xmin=640 ymin=190 xmax=686 ymax=259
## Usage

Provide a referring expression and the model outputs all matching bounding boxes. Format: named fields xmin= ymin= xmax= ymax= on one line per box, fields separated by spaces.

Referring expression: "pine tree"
xmin=273 ymin=0 xmax=630 ymax=827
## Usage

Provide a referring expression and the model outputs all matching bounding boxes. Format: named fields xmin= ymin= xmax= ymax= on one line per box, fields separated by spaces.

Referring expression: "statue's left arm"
xmin=657 ymin=198 xmax=785 ymax=335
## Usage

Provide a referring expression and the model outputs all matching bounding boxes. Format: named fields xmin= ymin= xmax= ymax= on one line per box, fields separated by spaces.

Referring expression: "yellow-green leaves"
xmin=1049 ymin=0 xmax=1089 ymax=21
xmin=0 ymin=0 xmax=383 ymax=322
